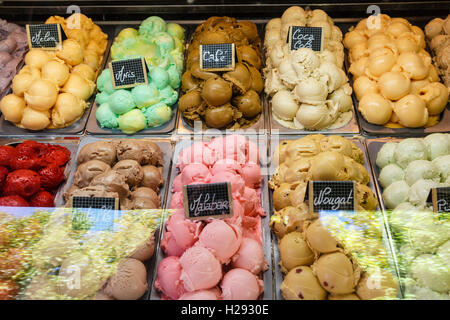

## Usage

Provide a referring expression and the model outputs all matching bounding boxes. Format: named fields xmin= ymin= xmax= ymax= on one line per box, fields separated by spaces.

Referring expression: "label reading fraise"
xmin=183 ymin=182 xmax=234 ymax=220
xmin=109 ymin=57 xmax=148 ymax=89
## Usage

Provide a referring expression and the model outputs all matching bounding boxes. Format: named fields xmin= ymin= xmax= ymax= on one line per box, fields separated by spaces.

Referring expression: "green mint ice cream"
xmin=96 ymin=103 xmax=119 ymax=128
xmin=131 ymin=83 xmax=160 ymax=108
xmin=149 ymin=67 xmax=169 ymax=89
xmin=144 ymin=103 xmax=172 ymax=127
xmin=96 ymin=91 xmax=111 ymax=106
xmin=109 ymin=90 xmax=136 ymax=115
xmin=97 ymin=69 xmax=115 ymax=94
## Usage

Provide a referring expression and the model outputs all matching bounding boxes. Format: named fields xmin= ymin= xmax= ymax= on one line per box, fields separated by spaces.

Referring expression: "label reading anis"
xmin=109 ymin=57 xmax=148 ymax=89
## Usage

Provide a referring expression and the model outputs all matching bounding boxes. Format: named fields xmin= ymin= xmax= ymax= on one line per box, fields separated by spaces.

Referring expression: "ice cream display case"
xmin=366 ymin=135 xmax=450 ymax=299
xmin=0 ymin=0 xmax=449 ymax=302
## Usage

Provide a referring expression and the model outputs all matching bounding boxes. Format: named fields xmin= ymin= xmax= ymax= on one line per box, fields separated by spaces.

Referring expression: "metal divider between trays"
xmin=267 ymin=134 xmax=403 ymax=300
xmin=54 ymin=135 xmax=174 ymax=300
xmin=0 ymin=26 xmax=115 ymax=137
xmin=150 ymin=136 xmax=274 ymax=300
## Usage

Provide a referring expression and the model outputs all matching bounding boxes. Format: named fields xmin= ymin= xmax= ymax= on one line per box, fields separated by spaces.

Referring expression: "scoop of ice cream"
xmin=279 ymin=232 xmax=315 ymax=272
xmin=130 ymin=233 xmax=155 ymax=262
xmin=231 ymin=237 xmax=268 ymax=274
xmin=280 ymin=266 xmax=327 ymax=300
xmin=73 ymin=160 xmax=111 ymax=188
xmin=104 ymin=258 xmax=148 ymax=300
xmin=379 ymin=164 xmax=405 ymax=188
xmin=305 ymin=220 xmax=339 ymax=254
xmin=312 ymin=252 xmax=359 ymax=294
xmin=405 ymin=160 xmax=440 ymax=185
xmin=382 ymin=180 xmax=410 ymax=209
xmin=117 ymin=140 xmax=162 ymax=166
xmin=113 ymin=160 xmax=143 ymax=187
xmin=179 ymin=246 xmax=222 ymax=292
xmin=376 ymin=142 xmax=398 ymax=168
xmin=77 ymin=141 xmax=117 ymax=165
xmin=221 ymin=268 xmax=263 ymax=300
xmin=411 ymin=254 xmax=450 ymax=293
xmin=154 ymin=256 xmax=186 ymax=300
xmin=433 ymin=154 xmax=450 ymax=182
xmin=179 ymin=288 xmax=221 ymax=300
xmin=161 ymin=210 xmax=202 ymax=257
xmin=356 ymin=270 xmax=398 ymax=300
xmin=65 ymin=185 xmax=119 ymax=202
xmin=140 ymin=165 xmax=163 ymax=191
xmin=90 ymin=170 xmax=130 ymax=199
xmin=394 ymin=138 xmax=428 ymax=169
xmin=423 ymin=133 xmax=450 ymax=161
xmin=131 ymin=187 xmax=160 ymax=207
xmin=0 ymin=94 xmax=26 ymax=123
xmin=197 ymin=220 xmax=242 ymax=264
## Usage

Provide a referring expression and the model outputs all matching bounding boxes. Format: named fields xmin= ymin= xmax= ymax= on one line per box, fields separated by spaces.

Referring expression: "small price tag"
xmin=287 ymin=26 xmax=323 ymax=51
xmin=26 ymin=24 xmax=63 ymax=50
xmin=109 ymin=57 xmax=148 ymax=89
xmin=200 ymin=43 xmax=236 ymax=71
xmin=183 ymin=182 xmax=234 ymax=220
xmin=427 ymin=187 xmax=450 ymax=218
xmin=305 ymin=181 xmax=356 ymax=214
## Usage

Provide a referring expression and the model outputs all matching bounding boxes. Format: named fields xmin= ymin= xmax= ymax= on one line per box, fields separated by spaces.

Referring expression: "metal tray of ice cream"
xmin=150 ymin=135 xmax=274 ymax=300
xmin=176 ymin=22 xmax=268 ymax=135
xmin=85 ymin=24 xmax=194 ymax=136
xmin=339 ymin=21 xmax=450 ymax=137
xmin=0 ymin=137 xmax=80 ymax=208
xmin=55 ymin=135 xmax=174 ymax=300
xmin=267 ymin=134 xmax=402 ymax=300
xmin=264 ymin=22 xmax=360 ymax=135
xmin=0 ymin=26 xmax=115 ymax=137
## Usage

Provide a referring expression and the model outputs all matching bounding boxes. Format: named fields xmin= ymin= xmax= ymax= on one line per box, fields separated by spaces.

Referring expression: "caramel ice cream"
xmin=179 ymin=16 xmax=263 ymax=129
xmin=345 ymin=15 xmax=449 ymax=128
xmin=425 ymin=15 xmax=450 ymax=87
xmin=264 ymin=7 xmax=354 ymax=130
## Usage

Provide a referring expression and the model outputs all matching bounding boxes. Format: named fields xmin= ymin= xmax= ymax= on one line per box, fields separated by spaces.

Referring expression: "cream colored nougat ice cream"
xmin=179 ymin=17 xmax=263 ymax=129
xmin=344 ymin=15 xmax=449 ymax=128
xmin=0 ymin=13 xmax=108 ymax=130
xmin=425 ymin=15 xmax=450 ymax=87
xmin=154 ymin=135 xmax=268 ymax=300
xmin=270 ymin=135 xmax=399 ymax=300
xmin=264 ymin=7 xmax=353 ymax=130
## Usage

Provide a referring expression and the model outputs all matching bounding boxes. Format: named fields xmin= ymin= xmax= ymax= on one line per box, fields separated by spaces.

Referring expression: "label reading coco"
xmin=305 ymin=181 xmax=356 ymax=213
xmin=183 ymin=182 xmax=234 ymax=220
xmin=288 ymin=26 xmax=323 ymax=51
xmin=200 ymin=43 xmax=236 ymax=71
xmin=26 ymin=24 xmax=63 ymax=50
xmin=109 ymin=57 xmax=148 ymax=89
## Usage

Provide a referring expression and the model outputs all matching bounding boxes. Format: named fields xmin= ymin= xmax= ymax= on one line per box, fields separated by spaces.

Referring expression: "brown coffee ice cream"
xmin=73 ymin=159 xmax=111 ymax=188
xmin=77 ymin=141 xmax=117 ymax=165
xmin=117 ymin=140 xmax=163 ymax=166
xmin=179 ymin=16 xmax=263 ymax=129
xmin=113 ymin=160 xmax=144 ymax=187
xmin=141 ymin=165 xmax=164 ymax=192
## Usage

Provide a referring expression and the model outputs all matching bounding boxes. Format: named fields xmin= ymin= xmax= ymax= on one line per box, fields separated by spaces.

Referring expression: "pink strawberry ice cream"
xmin=232 ymin=237 xmax=268 ymax=274
xmin=161 ymin=209 xmax=202 ymax=256
xmin=179 ymin=288 xmax=221 ymax=300
xmin=197 ymin=220 xmax=242 ymax=264
xmin=156 ymin=135 xmax=267 ymax=300
xmin=179 ymin=247 xmax=222 ymax=292
xmin=154 ymin=256 xmax=186 ymax=300
xmin=221 ymin=268 xmax=264 ymax=300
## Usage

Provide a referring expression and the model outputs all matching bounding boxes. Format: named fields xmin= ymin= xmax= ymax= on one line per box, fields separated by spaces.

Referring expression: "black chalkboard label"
xmin=288 ymin=26 xmax=323 ymax=51
xmin=305 ymin=181 xmax=356 ymax=213
xmin=69 ymin=196 xmax=119 ymax=210
xmin=427 ymin=187 xmax=450 ymax=218
xmin=200 ymin=43 xmax=236 ymax=71
xmin=26 ymin=24 xmax=63 ymax=50
xmin=109 ymin=57 xmax=148 ymax=89
xmin=183 ymin=182 xmax=234 ymax=220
